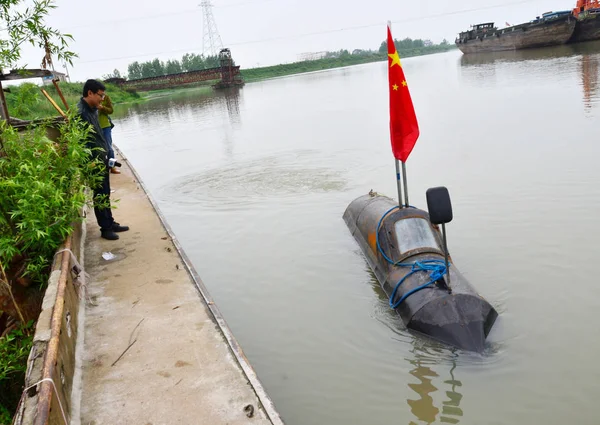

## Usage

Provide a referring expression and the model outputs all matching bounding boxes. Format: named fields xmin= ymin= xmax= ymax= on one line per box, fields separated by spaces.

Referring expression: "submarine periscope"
xmin=343 ymin=187 xmax=498 ymax=352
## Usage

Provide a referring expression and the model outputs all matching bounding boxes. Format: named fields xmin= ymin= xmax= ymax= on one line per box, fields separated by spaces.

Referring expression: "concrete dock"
xmin=74 ymin=153 xmax=283 ymax=425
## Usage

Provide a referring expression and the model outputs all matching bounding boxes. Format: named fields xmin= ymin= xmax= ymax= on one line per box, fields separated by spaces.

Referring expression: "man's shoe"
xmin=101 ymin=229 xmax=119 ymax=240
xmin=110 ymin=168 xmax=121 ymax=174
xmin=112 ymin=222 xmax=129 ymax=232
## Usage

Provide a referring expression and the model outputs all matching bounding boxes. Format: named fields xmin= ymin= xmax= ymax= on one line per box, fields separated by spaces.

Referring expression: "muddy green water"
xmin=114 ymin=42 xmax=600 ymax=425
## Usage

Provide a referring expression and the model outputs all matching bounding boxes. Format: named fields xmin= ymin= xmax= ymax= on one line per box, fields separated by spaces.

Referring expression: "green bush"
xmin=0 ymin=115 xmax=104 ymax=289
xmin=0 ymin=322 xmax=34 ymax=423
xmin=5 ymin=83 xmax=41 ymax=118
xmin=0 ymin=115 xmax=106 ymax=420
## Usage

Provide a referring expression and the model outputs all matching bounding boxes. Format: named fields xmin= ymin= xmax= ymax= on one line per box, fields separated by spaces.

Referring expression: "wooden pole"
xmin=40 ymin=89 xmax=66 ymax=118
xmin=34 ymin=236 xmax=72 ymax=425
xmin=0 ymin=80 xmax=10 ymax=122
xmin=52 ymin=80 xmax=69 ymax=112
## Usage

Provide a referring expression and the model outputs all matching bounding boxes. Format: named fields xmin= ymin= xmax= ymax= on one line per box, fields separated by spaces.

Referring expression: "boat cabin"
xmin=540 ymin=10 xmax=573 ymax=21
xmin=473 ymin=22 xmax=496 ymax=31
xmin=457 ymin=22 xmax=498 ymax=43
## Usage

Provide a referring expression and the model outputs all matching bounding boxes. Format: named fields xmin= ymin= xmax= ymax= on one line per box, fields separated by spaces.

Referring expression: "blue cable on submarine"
xmin=376 ymin=205 xmax=450 ymax=309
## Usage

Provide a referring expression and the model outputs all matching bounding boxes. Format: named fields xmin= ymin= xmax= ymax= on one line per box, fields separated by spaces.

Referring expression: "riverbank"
xmin=240 ymin=45 xmax=457 ymax=82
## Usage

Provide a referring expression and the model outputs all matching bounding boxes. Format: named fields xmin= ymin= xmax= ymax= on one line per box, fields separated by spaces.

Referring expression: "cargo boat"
xmin=456 ymin=11 xmax=576 ymax=54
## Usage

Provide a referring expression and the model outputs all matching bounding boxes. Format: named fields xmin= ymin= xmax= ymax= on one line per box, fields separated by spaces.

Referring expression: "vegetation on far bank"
xmin=241 ymin=40 xmax=456 ymax=82
xmin=120 ymin=53 xmax=221 ymax=80
xmin=107 ymin=37 xmax=456 ymax=85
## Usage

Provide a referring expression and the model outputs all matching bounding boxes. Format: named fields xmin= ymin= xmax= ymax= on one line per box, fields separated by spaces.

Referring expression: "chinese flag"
xmin=387 ymin=24 xmax=419 ymax=162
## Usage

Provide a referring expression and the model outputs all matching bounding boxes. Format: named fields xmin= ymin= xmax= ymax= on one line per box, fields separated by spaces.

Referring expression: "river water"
xmin=113 ymin=41 xmax=600 ymax=425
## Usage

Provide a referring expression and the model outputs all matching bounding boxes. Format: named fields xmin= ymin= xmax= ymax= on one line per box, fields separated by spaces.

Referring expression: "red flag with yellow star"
xmin=387 ymin=24 xmax=419 ymax=162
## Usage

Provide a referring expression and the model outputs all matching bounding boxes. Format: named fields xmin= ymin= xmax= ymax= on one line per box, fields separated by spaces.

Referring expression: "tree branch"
xmin=0 ymin=260 xmax=25 ymax=324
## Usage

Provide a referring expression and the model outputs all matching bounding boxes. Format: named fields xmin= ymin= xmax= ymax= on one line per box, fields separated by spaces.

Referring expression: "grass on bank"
xmin=4 ymin=81 xmax=143 ymax=121
xmin=240 ymin=45 xmax=457 ymax=82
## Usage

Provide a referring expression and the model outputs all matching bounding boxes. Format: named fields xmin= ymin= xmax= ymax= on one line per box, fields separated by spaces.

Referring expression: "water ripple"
xmin=159 ymin=151 xmax=348 ymax=210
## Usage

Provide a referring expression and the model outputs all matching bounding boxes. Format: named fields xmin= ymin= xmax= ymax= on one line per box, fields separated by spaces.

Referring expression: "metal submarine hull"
xmin=343 ymin=193 xmax=497 ymax=352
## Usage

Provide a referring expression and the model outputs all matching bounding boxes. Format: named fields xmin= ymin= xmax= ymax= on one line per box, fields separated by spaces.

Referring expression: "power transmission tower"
xmin=200 ymin=0 xmax=223 ymax=57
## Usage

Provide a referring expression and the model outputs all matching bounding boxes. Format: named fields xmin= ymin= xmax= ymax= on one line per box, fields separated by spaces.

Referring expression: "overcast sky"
xmin=16 ymin=0 xmax=573 ymax=81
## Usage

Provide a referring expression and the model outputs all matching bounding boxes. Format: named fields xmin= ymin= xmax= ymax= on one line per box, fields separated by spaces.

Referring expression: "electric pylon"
xmin=200 ymin=0 xmax=224 ymax=57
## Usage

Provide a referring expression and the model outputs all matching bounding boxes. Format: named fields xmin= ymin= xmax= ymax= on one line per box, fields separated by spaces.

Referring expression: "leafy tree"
xmin=102 ymin=68 xmax=123 ymax=80
xmin=181 ymin=53 xmax=193 ymax=72
xmin=165 ymin=59 xmax=182 ymax=74
xmin=151 ymin=58 xmax=164 ymax=77
xmin=204 ymin=54 xmax=220 ymax=68
xmin=182 ymin=53 xmax=205 ymax=71
xmin=128 ymin=53 xmax=224 ymax=77
xmin=140 ymin=61 xmax=155 ymax=78
xmin=0 ymin=0 xmax=75 ymax=71
xmin=379 ymin=38 xmax=453 ymax=53
xmin=133 ymin=58 xmax=170 ymax=78
xmin=128 ymin=61 xmax=142 ymax=80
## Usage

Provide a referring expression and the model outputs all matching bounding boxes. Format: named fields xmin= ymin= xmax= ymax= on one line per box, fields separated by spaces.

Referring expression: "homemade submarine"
xmin=343 ymin=187 xmax=497 ymax=352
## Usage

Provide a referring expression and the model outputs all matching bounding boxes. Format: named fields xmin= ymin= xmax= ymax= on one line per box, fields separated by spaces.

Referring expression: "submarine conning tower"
xmin=343 ymin=192 xmax=497 ymax=352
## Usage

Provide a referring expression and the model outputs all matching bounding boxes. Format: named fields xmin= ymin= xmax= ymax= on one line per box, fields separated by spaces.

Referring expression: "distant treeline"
xmin=104 ymin=53 xmax=223 ymax=81
xmin=110 ymin=38 xmax=454 ymax=81
xmin=242 ymin=39 xmax=454 ymax=82
xmin=381 ymin=37 xmax=450 ymax=52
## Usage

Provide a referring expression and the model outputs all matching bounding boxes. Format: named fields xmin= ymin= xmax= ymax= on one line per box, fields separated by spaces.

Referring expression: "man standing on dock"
xmin=77 ymin=79 xmax=130 ymax=240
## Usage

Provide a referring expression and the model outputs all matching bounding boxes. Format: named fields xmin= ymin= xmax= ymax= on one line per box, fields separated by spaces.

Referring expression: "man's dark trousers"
xmin=94 ymin=167 xmax=114 ymax=230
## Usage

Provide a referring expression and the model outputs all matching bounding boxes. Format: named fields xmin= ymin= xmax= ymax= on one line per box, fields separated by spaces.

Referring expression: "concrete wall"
xmin=13 ymin=214 xmax=86 ymax=425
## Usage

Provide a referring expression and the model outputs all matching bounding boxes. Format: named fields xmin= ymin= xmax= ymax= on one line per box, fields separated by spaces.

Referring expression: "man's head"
xmin=82 ymin=79 xmax=106 ymax=108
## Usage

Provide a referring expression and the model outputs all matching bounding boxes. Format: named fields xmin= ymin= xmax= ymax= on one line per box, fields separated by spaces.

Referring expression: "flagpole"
xmin=402 ymin=161 xmax=409 ymax=207
xmin=389 ymin=21 xmax=403 ymax=209
xmin=395 ymin=159 xmax=403 ymax=208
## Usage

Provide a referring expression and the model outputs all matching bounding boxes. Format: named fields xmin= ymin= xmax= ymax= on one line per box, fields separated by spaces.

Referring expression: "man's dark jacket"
xmin=77 ymin=97 xmax=109 ymax=165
